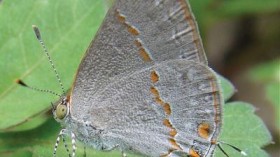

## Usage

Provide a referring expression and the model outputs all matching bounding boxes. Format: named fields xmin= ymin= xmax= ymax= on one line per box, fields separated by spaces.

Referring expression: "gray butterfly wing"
xmin=69 ymin=0 xmax=219 ymax=156
xmin=82 ymin=60 xmax=222 ymax=156
xmin=70 ymin=0 xmax=207 ymax=110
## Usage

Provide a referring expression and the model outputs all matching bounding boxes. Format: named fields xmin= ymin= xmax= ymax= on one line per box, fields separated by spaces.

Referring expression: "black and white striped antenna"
xmin=17 ymin=25 xmax=65 ymax=97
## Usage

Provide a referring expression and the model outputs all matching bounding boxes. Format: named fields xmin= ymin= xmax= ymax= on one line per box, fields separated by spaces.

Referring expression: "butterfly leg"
xmin=53 ymin=129 xmax=71 ymax=157
xmin=70 ymin=131 xmax=77 ymax=157
xmin=61 ymin=133 xmax=71 ymax=157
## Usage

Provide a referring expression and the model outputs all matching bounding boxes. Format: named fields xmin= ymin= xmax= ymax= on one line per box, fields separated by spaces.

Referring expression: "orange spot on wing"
xmin=163 ymin=119 xmax=172 ymax=128
xmin=150 ymin=86 xmax=165 ymax=106
xmin=169 ymin=138 xmax=182 ymax=150
xmin=135 ymin=39 xmax=152 ymax=62
xmin=189 ymin=149 xmax=200 ymax=157
xmin=163 ymin=103 xmax=171 ymax=115
xmin=155 ymin=97 xmax=165 ymax=105
xmin=163 ymin=119 xmax=177 ymax=137
xmin=150 ymin=86 xmax=159 ymax=97
xmin=150 ymin=86 xmax=171 ymax=115
xmin=139 ymin=47 xmax=152 ymax=62
xmin=169 ymin=128 xmax=177 ymax=137
xmin=151 ymin=70 xmax=159 ymax=83
xmin=134 ymin=39 xmax=142 ymax=47
xmin=198 ymin=122 xmax=210 ymax=139
xmin=116 ymin=9 xmax=139 ymax=36
xmin=116 ymin=10 xmax=126 ymax=23
xmin=127 ymin=25 xmax=139 ymax=35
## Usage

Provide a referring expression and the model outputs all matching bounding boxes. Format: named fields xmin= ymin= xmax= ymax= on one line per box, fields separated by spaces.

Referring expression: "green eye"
xmin=56 ymin=104 xmax=68 ymax=119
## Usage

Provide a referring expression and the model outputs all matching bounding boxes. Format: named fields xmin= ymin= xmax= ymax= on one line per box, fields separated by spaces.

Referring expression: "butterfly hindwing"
xmin=74 ymin=60 xmax=222 ymax=156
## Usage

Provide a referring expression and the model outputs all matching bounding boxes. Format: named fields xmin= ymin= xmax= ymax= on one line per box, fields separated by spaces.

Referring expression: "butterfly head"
xmin=53 ymin=96 xmax=71 ymax=122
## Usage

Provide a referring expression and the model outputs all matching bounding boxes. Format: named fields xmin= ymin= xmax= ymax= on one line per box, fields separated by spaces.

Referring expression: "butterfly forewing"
xmin=71 ymin=0 xmax=207 ymax=106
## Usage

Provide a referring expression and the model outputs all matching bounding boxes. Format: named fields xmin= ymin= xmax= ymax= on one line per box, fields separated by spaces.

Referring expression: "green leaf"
xmin=219 ymin=75 xmax=236 ymax=101
xmin=0 ymin=0 xmax=107 ymax=130
xmin=216 ymin=102 xmax=272 ymax=157
xmin=1 ymin=111 xmax=50 ymax=132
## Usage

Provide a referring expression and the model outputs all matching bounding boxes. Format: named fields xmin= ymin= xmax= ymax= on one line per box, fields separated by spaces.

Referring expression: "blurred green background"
xmin=0 ymin=0 xmax=279 ymax=156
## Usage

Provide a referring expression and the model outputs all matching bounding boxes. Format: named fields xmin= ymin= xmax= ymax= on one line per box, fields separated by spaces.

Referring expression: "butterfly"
xmin=19 ymin=0 xmax=246 ymax=156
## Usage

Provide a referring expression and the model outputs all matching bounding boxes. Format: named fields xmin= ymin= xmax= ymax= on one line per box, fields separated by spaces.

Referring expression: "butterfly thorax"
xmin=52 ymin=95 xmax=109 ymax=150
